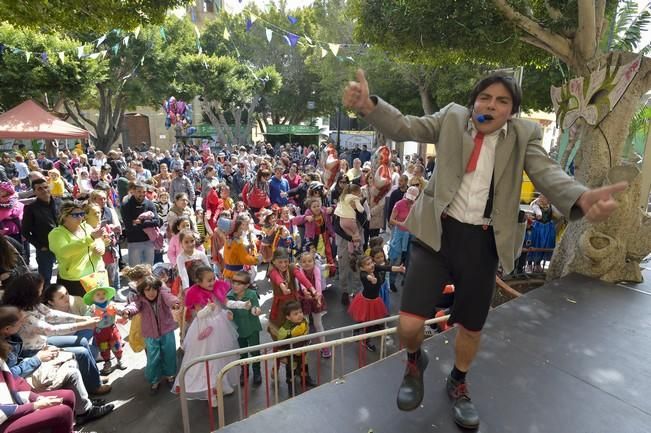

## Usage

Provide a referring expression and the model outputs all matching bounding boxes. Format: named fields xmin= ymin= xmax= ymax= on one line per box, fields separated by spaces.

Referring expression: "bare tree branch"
xmin=63 ymin=101 xmax=85 ymax=128
xmin=492 ymin=0 xmax=573 ymax=62
xmin=69 ymin=99 xmax=97 ymax=130
xmin=577 ymin=0 xmax=598 ymax=59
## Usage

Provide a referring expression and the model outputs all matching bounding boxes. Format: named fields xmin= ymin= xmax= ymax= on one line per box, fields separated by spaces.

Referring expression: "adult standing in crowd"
xmin=269 ymin=164 xmax=289 ymax=207
xmin=169 ymin=167 xmax=195 ymax=206
xmin=48 ymin=201 xmax=105 ymax=297
xmin=343 ymin=70 xmax=626 ymax=429
xmin=121 ymin=182 xmax=159 ymax=267
xmin=21 ymin=178 xmax=60 ymax=283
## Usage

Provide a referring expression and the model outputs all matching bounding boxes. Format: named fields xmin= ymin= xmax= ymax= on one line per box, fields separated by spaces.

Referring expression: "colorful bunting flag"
xmin=134 ymin=26 xmax=141 ymax=39
xmin=96 ymin=35 xmax=106 ymax=47
xmin=140 ymin=56 xmax=145 ymax=66
xmin=88 ymin=52 xmax=101 ymax=60
xmin=99 ymin=50 xmax=107 ymax=60
xmin=25 ymin=51 xmax=31 ymax=62
xmin=194 ymin=25 xmax=201 ymax=39
xmin=250 ymin=13 xmax=258 ymax=23
xmin=159 ymin=27 xmax=166 ymax=41
xmin=288 ymin=15 xmax=298 ymax=25
xmin=329 ymin=43 xmax=340 ymax=56
xmin=223 ymin=28 xmax=231 ymax=40
xmin=77 ymin=46 xmax=84 ymax=58
xmin=284 ymin=33 xmax=300 ymax=47
xmin=246 ymin=18 xmax=253 ymax=32
xmin=266 ymin=28 xmax=273 ymax=43
xmin=305 ymin=36 xmax=313 ymax=45
xmin=112 ymin=44 xmax=119 ymax=55
xmin=321 ymin=47 xmax=328 ymax=58
xmin=123 ymin=36 xmax=130 ymax=47
xmin=58 ymin=51 xmax=65 ymax=64
xmin=40 ymin=52 xmax=48 ymax=64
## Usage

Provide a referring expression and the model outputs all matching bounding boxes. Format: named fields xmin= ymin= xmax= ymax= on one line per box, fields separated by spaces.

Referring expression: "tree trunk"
xmin=200 ymin=99 xmax=228 ymax=144
xmin=418 ymin=83 xmax=434 ymax=115
xmin=217 ymin=109 xmax=236 ymax=145
xmin=547 ymin=52 xmax=651 ymax=283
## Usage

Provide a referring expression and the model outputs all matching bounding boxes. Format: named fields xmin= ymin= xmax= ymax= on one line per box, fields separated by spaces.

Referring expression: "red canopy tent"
xmin=0 ymin=99 xmax=89 ymax=140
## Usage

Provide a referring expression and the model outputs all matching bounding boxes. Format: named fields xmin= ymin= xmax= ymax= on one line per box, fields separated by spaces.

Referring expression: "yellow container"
xmin=521 ymin=172 xmax=536 ymax=204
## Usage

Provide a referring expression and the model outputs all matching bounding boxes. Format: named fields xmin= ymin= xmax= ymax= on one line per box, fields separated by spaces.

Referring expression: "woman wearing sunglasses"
xmin=48 ymin=201 xmax=107 ymax=297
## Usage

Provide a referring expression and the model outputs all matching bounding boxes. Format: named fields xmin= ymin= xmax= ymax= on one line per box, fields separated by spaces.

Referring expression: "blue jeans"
xmin=127 ymin=240 xmax=154 ymax=266
xmin=35 ymin=249 xmax=56 ymax=284
xmin=75 ymin=329 xmax=98 ymax=360
xmin=46 ymin=335 xmax=101 ymax=392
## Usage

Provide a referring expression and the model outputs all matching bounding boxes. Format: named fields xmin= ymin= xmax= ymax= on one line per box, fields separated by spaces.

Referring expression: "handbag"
xmin=128 ymin=313 xmax=146 ymax=353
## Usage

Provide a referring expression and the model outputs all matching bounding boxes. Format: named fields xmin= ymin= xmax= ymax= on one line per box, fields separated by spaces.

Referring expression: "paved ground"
xmin=73 ymin=248 xmax=407 ymax=433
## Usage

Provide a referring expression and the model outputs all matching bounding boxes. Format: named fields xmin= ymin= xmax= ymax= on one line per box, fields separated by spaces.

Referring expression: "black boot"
xmin=396 ymin=350 xmax=429 ymax=411
xmin=446 ymin=375 xmax=480 ymax=429
xmin=253 ymin=369 xmax=262 ymax=386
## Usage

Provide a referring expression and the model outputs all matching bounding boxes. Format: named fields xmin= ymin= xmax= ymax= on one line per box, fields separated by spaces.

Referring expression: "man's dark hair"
xmin=468 ymin=73 xmax=521 ymax=114
xmin=31 ymin=177 xmax=47 ymax=188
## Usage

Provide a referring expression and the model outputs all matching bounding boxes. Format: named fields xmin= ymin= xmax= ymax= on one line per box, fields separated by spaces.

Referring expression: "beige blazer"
xmin=365 ymin=99 xmax=588 ymax=273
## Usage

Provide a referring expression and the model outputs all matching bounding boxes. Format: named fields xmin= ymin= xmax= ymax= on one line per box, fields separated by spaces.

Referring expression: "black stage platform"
xmin=220 ymin=271 xmax=651 ymax=433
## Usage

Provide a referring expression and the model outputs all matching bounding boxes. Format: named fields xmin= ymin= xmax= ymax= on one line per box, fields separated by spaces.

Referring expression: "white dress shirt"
xmin=446 ymin=121 xmax=508 ymax=225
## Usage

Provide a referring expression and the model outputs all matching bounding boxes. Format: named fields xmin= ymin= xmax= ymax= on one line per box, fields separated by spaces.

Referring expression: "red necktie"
xmin=466 ymin=131 xmax=484 ymax=173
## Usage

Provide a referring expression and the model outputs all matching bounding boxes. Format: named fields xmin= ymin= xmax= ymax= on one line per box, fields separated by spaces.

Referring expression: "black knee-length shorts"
xmin=400 ymin=215 xmax=499 ymax=332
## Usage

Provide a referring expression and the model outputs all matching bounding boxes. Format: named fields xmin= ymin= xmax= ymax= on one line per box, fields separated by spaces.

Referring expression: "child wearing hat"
xmin=81 ymin=272 xmax=127 ymax=374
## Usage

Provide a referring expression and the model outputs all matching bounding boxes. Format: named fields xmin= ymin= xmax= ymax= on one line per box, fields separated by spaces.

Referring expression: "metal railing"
xmin=178 ymin=313 xmax=449 ymax=433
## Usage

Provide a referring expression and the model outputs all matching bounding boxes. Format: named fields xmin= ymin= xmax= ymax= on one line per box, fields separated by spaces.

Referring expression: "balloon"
xmin=320 ymin=143 xmax=340 ymax=190
xmin=370 ymin=145 xmax=392 ymax=205
xmin=163 ymin=97 xmax=193 ymax=130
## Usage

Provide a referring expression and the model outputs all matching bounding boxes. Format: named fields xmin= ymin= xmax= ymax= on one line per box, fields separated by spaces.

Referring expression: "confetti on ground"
xmin=566 ymin=298 xmax=577 ymax=303
xmin=444 ymin=340 xmax=449 ymax=344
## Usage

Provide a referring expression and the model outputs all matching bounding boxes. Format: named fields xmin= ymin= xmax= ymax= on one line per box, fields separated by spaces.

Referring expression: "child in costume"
xmin=292 ymin=197 xmax=336 ymax=277
xmin=259 ymin=209 xmax=281 ymax=263
xmin=81 ymin=272 xmax=127 ymax=374
xmin=0 ymin=181 xmax=24 ymax=247
xmin=277 ymin=301 xmax=316 ymax=389
xmin=124 ymin=276 xmax=180 ymax=394
xmin=295 ymin=251 xmax=329 ymax=358
xmin=268 ymin=248 xmax=312 ymax=334
xmin=227 ymin=271 xmax=263 ymax=387
xmin=167 ymin=216 xmax=204 ymax=268
xmin=370 ymin=246 xmax=391 ymax=311
xmin=176 ymin=229 xmax=211 ymax=291
xmin=173 ymin=265 xmax=240 ymax=402
xmin=222 ymin=215 xmax=260 ymax=282
xmin=210 ymin=211 xmax=232 ymax=276
xmin=348 ymin=255 xmax=405 ymax=352
xmin=47 ymin=168 xmax=66 ymax=198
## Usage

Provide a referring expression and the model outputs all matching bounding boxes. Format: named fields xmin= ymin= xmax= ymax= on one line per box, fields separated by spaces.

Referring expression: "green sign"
xmin=190 ymin=123 xmax=246 ymax=137
xmin=265 ymin=124 xmax=320 ymax=135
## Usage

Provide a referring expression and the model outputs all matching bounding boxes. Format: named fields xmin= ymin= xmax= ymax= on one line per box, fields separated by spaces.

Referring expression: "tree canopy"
xmin=0 ymin=0 xmax=190 ymax=33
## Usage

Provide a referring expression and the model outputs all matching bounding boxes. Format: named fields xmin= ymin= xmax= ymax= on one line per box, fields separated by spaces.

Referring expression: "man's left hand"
xmin=576 ymin=181 xmax=628 ymax=223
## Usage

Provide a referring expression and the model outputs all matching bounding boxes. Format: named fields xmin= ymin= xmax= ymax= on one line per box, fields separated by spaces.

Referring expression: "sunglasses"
xmin=70 ymin=211 xmax=86 ymax=218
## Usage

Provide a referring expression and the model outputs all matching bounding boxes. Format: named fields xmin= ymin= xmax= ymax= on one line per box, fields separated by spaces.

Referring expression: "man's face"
xmin=34 ymin=182 xmax=51 ymax=201
xmin=274 ymin=167 xmax=283 ymax=179
xmin=472 ymin=82 xmax=514 ymax=134
xmin=133 ymin=187 xmax=146 ymax=202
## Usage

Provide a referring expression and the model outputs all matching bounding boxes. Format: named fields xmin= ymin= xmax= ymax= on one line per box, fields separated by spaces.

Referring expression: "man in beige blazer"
xmin=343 ymin=70 xmax=626 ymax=429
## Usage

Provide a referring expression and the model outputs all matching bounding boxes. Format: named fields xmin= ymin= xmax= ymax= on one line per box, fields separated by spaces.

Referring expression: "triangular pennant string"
xmin=266 ymin=28 xmax=273 ymax=43
xmin=123 ymin=36 xmax=130 ymax=47
xmin=321 ymin=47 xmax=328 ymax=58
xmin=134 ymin=26 xmax=141 ymax=39
xmin=96 ymin=35 xmax=106 ymax=47
xmin=159 ymin=27 xmax=166 ymax=41
xmin=287 ymin=15 xmax=298 ymax=25
xmin=77 ymin=46 xmax=84 ymax=58
xmin=250 ymin=13 xmax=257 ymax=23
xmin=25 ymin=51 xmax=31 ymax=62
xmin=40 ymin=52 xmax=48 ymax=64
xmin=112 ymin=44 xmax=120 ymax=55
xmin=223 ymin=28 xmax=231 ymax=40
xmin=58 ymin=51 xmax=65 ymax=64
xmin=285 ymin=33 xmax=299 ymax=47
xmin=246 ymin=18 xmax=253 ymax=32
xmin=329 ymin=43 xmax=340 ymax=56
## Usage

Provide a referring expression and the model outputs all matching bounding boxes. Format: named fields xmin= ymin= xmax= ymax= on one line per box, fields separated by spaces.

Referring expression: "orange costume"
xmin=320 ymin=143 xmax=340 ymax=190
xmin=222 ymin=237 xmax=259 ymax=280
xmin=370 ymin=145 xmax=392 ymax=205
